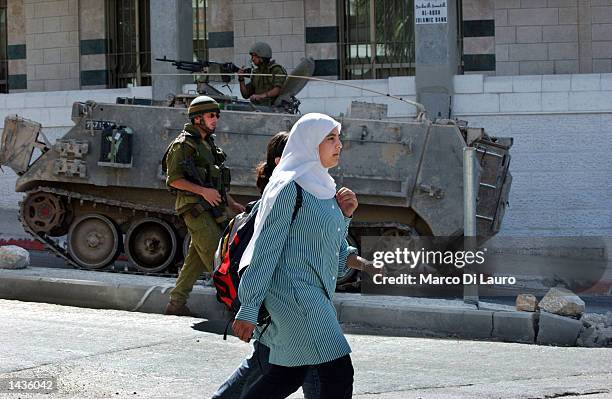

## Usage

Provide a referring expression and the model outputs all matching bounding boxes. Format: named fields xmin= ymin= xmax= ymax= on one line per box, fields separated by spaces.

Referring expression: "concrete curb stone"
xmin=536 ymin=311 xmax=582 ymax=346
xmin=492 ymin=311 xmax=537 ymax=343
xmin=0 ymin=271 xmax=575 ymax=345
xmin=0 ymin=274 xmax=231 ymax=319
xmin=339 ymin=302 xmax=494 ymax=339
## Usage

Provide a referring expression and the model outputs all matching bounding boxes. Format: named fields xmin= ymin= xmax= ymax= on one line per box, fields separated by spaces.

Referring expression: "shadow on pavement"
xmin=192 ymin=319 xmax=233 ymax=336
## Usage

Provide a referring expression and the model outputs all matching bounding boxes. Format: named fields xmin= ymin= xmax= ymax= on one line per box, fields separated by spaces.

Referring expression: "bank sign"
xmin=415 ymin=0 xmax=448 ymax=24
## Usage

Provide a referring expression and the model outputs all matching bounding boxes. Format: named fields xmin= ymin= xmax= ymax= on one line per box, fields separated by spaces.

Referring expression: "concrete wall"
xmin=303 ymin=0 xmax=339 ymax=78
xmin=207 ymin=0 xmax=234 ymax=63
xmin=6 ymin=0 xmax=128 ymax=91
xmin=495 ymin=0 xmax=612 ymax=75
xmin=24 ymin=0 xmax=80 ymax=91
xmin=233 ymin=0 xmax=306 ymax=71
xmin=218 ymin=0 xmax=339 ymax=77
xmin=79 ymin=0 xmax=107 ymax=90
xmin=7 ymin=0 xmax=27 ymax=91
xmin=7 ymin=0 xmax=612 ymax=90
xmin=462 ymin=0 xmax=496 ymax=74
xmin=452 ymin=73 xmax=612 ymax=237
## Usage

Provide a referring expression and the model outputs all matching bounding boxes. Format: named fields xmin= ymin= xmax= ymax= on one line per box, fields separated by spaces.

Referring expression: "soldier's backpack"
xmin=212 ymin=183 xmax=303 ymax=332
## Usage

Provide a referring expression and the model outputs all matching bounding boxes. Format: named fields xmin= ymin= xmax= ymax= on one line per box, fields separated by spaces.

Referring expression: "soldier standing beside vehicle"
xmin=163 ymin=95 xmax=245 ymax=316
xmin=238 ymin=42 xmax=287 ymax=106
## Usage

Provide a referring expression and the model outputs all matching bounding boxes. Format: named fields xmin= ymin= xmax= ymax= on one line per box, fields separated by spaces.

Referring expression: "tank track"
xmin=19 ymin=187 xmax=419 ymax=283
xmin=18 ymin=186 xmax=182 ymax=278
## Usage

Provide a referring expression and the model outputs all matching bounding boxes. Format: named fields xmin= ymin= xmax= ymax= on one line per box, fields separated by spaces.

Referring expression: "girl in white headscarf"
xmin=233 ymin=113 xmax=358 ymax=399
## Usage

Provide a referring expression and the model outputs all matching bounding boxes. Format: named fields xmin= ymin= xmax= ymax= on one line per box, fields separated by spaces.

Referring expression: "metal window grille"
xmin=193 ymin=0 xmax=207 ymax=61
xmin=339 ymin=0 xmax=415 ymax=80
xmin=0 ymin=0 xmax=7 ymax=93
xmin=457 ymin=0 xmax=464 ymax=74
xmin=105 ymin=0 xmax=151 ymax=88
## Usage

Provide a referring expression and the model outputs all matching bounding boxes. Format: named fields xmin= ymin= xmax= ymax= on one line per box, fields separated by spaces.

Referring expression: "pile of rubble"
xmin=579 ymin=312 xmax=612 ymax=348
xmin=516 ymin=287 xmax=612 ymax=347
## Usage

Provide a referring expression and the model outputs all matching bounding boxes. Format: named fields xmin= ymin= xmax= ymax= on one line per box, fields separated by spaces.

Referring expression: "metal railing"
xmin=0 ymin=0 xmax=7 ymax=93
xmin=193 ymin=0 xmax=208 ymax=62
xmin=339 ymin=0 xmax=415 ymax=79
xmin=105 ymin=0 xmax=151 ymax=88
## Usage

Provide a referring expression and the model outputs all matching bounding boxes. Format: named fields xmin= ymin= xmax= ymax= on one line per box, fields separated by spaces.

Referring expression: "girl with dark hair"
xmin=255 ymin=131 xmax=289 ymax=193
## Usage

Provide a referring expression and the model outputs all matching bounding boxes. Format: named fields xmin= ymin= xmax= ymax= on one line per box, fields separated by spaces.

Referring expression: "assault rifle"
xmin=180 ymin=156 xmax=227 ymax=224
xmin=156 ymin=56 xmax=251 ymax=83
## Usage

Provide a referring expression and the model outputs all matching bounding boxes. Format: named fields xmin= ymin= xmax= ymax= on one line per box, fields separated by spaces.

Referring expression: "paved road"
xmin=0 ymin=208 xmax=26 ymax=238
xmin=1 ymin=300 xmax=611 ymax=399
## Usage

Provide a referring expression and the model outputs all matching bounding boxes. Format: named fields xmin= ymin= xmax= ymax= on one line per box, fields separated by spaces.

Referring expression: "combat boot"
xmin=164 ymin=299 xmax=195 ymax=317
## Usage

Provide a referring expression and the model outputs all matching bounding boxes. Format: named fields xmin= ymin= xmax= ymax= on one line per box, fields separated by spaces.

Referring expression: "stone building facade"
xmin=2 ymin=0 xmax=611 ymax=93
xmin=457 ymin=0 xmax=612 ymax=75
xmin=5 ymin=0 xmax=106 ymax=92
xmin=493 ymin=0 xmax=612 ymax=75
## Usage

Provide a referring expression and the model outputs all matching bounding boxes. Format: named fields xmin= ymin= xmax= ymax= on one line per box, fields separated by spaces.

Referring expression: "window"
xmin=105 ymin=0 xmax=151 ymax=88
xmin=0 ymin=0 xmax=7 ymax=93
xmin=193 ymin=0 xmax=207 ymax=61
xmin=339 ymin=0 xmax=415 ymax=80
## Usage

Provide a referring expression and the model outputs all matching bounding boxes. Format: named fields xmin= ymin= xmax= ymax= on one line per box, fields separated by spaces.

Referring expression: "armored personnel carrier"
xmin=0 ymin=72 xmax=512 ymax=287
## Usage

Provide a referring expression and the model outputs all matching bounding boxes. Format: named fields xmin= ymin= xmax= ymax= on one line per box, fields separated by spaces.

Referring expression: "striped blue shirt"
xmin=236 ymin=182 xmax=357 ymax=367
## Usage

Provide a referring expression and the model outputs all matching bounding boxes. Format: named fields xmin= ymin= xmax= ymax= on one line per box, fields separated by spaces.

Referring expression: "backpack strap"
xmin=291 ymin=183 xmax=303 ymax=223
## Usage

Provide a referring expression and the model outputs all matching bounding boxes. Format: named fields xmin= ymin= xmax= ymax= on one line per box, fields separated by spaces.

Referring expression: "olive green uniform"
xmin=244 ymin=62 xmax=287 ymax=106
xmin=164 ymin=123 xmax=228 ymax=303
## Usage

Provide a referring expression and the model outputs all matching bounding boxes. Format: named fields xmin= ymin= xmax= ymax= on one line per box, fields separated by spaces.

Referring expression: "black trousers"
xmin=239 ymin=354 xmax=354 ymax=399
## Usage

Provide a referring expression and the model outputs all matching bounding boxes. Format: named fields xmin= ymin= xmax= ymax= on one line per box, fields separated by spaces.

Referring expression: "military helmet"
xmin=249 ymin=42 xmax=272 ymax=59
xmin=188 ymin=95 xmax=220 ymax=119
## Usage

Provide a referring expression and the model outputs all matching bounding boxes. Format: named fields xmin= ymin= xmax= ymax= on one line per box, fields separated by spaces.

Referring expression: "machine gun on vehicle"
xmin=153 ymin=56 xmax=316 ymax=114
xmin=155 ymin=56 xmax=251 ymax=83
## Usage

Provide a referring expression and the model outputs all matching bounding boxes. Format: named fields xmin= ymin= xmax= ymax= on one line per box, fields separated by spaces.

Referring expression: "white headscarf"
xmin=239 ymin=113 xmax=341 ymax=268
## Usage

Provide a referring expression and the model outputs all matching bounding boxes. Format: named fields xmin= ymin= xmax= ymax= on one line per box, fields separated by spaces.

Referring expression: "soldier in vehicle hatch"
xmin=238 ymin=42 xmax=288 ymax=106
xmin=162 ymin=95 xmax=245 ymax=316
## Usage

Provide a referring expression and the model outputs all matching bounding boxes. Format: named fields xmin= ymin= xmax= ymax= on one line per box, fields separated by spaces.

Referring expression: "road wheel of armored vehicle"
xmin=125 ymin=218 xmax=177 ymax=273
xmin=382 ymin=227 xmax=418 ymax=237
xmin=67 ymin=214 xmax=121 ymax=269
xmin=48 ymin=204 xmax=73 ymax=237
xmin=380 ymin=225 xmax=444 ymax=274
xmin=22 ymin=192 xmax=66 ymax=235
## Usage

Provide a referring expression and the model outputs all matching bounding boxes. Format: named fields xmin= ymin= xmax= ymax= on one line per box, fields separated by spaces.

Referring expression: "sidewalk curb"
xmin=339 ymin=301 xmax=494 ymax=339
xmin=0 ymin=238 xmax=45 ymax=251
xmin=0 ymin=274 xmax=230 ymax=320
xmin=0 ymin=272 xmax=544 ymax=344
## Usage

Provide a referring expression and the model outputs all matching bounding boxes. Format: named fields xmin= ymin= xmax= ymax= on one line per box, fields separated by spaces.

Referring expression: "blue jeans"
xmin=212 ymin=341 xmax=320 ymax=399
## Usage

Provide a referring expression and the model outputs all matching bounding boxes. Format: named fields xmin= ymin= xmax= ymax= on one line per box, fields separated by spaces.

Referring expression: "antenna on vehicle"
xmin=146 ymin=72 xmax=427 ymax=117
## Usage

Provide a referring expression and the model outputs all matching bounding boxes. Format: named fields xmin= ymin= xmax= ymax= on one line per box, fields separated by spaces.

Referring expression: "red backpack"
xmin=213 ymin=183 xmax=303 ymax=326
